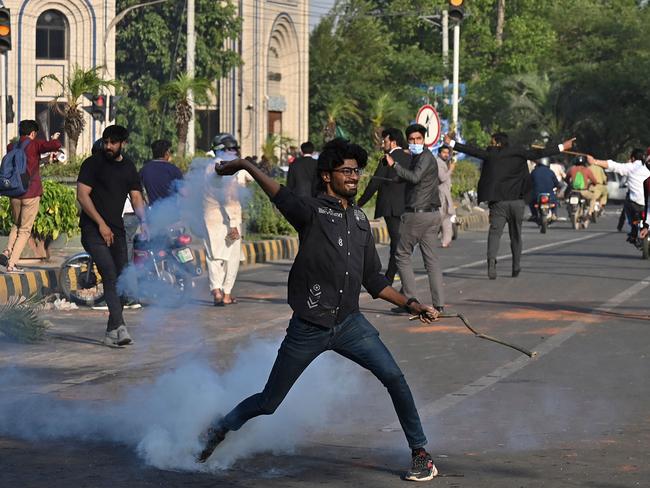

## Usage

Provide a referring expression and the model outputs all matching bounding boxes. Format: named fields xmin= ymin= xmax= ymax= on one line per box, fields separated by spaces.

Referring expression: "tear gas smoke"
xmin=0 ymin=340 xmax=365 ymax=471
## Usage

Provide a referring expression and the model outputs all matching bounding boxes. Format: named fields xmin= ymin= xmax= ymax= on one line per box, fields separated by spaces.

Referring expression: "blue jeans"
xmin=221 ymin=312 xmax=427 ymax=449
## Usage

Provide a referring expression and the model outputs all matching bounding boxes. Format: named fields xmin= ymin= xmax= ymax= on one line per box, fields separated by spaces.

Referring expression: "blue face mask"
xmin=409 ymin=143 xmax=424 ymax=155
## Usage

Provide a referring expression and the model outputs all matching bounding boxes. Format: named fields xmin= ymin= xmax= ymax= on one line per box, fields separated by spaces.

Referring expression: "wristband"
xmin=404 ymin=297 xmax=420 ymax=307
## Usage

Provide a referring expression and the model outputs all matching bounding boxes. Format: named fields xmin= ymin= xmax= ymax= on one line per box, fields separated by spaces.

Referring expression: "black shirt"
xmin=286 ymin=155 xmax=318 ymax=197
xmin=140 ymin=159 xmax=184 ymax=205
xmin=77 ymin=152 xmax=142 ymax=231
xmin=271 ymin=186 xmax=390 ymax=327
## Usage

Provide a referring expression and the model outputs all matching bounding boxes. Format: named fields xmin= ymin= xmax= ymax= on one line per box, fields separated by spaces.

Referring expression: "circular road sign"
xmin=415 ymin=104 xmax=441 ymax=147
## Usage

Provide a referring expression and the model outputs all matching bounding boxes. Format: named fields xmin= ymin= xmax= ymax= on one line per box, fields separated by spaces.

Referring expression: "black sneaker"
xmin=404 ymin=449 xmax=438 ymax=481
xmin=0 ymin=253 xmax=8 ymax=267
xmin=196 ymin=423 xmax=227 ymax=463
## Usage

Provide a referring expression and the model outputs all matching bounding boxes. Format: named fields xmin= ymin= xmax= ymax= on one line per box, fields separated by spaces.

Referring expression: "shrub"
xmin=245 ymin=182 xmax=295 ymax=236
xmin=451 ymin=160 xmax=480 ymax=198
xmin=0 ymin=180 xmax=79 ymax=240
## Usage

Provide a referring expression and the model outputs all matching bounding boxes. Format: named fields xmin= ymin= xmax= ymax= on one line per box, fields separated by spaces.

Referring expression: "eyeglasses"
xmin=331 ymin=167 xmax=363 ymax=176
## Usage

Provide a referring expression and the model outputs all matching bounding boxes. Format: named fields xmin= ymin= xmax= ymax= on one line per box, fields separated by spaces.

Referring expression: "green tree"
xmin=150 ymin=73 xmax=214 ymax=157
xmin=36 ymin=65 xmax=122 ymax=157
xmin=368 ymin=93 xmax=410 ymax=149
xmin=116 ymin=0 xmax=241 ymax=162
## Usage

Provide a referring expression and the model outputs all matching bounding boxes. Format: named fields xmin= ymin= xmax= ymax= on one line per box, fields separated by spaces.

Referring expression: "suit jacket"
xmin=453 ymin=142 xmax=562 ymax=203
xmin=287 ymin=155 xmax=318 ymax=197
xmin=357 ymin=148 xmax=408 ymax=218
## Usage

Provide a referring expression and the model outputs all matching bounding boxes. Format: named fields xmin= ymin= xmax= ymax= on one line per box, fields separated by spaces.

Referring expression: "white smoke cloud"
xmin=0 ymin=340 xmax=365 ymax=472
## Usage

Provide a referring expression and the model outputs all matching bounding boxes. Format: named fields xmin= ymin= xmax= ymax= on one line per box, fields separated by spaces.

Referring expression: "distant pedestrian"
xmin=445 ymin=132 xmax=574 ymax=279
xmin=387 ymin=124 xmax=444 ymax=312
xmin=286 ymin=141 xmax=318 ymax=197
xmin=1 ymin=120 xmax=61 ymax=273
xmin=76 ymin=125 xmax=148 ymax=348
xmin=140 ymin=139 xmax=184 ymax=207
xmin=437 ymin=145 xmax=456 ymax=248
xmin=357 ymin=128 xmax=407 ymax=284
xmin=203 ymin=133 xmax=244 ymax=306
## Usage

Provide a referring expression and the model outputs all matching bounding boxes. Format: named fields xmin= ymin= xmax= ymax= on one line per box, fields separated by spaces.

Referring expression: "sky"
xmin=310 ymin=0 xmax=336 ymax=30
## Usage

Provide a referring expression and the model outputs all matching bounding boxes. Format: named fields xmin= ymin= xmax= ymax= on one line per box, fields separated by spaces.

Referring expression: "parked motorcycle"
xmin=534 ymin=193 xmax=555 ymax=234
xmin=132 ymin=227 xmax=202 ymax=306
xmin=566 ymin=191 xmax=590 ymax=230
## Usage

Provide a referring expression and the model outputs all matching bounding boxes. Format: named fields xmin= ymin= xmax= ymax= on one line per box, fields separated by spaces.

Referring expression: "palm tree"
xmin=150 ymin=73 xmax=214 ymax=157
xmin=369 ymin=92 xmax=409 ymax=148
xmin=323 ymin=96 xmax=362 ymax=142
xmin=501 ymin=73 xmax=578 ymax=144
xmin=36 ymin=65 xmax=122 ymax=158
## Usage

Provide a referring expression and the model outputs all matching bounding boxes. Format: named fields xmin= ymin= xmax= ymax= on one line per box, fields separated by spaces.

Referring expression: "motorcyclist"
xmin=565 ymin=156 xmax=598 ymax=218
xmin=530 ymin=157 xmax=559 ymax=221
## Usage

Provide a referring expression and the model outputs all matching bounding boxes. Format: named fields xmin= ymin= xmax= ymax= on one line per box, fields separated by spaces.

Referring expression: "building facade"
xmin=0 ymin=0 xmax=115 ymax=155
xmin=219 ymin=0 xmax=309 ymax=158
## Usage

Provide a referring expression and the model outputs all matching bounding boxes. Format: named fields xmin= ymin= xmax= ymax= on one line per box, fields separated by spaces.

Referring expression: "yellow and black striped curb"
xmin=0 ymin=214 xmax=487 ymax=303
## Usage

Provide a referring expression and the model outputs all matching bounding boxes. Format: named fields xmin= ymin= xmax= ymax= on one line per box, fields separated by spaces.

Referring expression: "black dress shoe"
xmin=512 ymin=268 xmax=521 ymax=277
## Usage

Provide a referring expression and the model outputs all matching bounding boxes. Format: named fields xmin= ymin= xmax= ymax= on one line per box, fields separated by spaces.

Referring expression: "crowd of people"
xmin=2 ymin=117 xmax=650 ymax=482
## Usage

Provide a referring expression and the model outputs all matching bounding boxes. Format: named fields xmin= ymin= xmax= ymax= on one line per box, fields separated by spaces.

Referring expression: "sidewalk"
xmin=0 ymin=210 xmax=489 ymax=304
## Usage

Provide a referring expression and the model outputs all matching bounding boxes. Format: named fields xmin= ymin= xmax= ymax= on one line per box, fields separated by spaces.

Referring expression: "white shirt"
xmin=606 ymin=159 xmax=650 ymax=206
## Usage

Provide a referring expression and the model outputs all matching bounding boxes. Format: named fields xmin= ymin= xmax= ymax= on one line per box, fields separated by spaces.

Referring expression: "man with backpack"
xmin=1 ymin=120 xmax=61 ymax=273
xmin=565 ymin=156 xmax=598 ymax=218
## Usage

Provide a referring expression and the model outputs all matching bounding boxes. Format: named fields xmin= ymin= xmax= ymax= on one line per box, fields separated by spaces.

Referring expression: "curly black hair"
xmin=317 ymin=137 xmax=368 ymax=172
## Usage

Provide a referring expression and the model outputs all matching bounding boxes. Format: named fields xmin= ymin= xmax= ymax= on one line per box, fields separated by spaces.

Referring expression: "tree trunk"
xmin=323 ymin=121 xmax=336 ymax=142
xmin=177 ymin=121 xmax=188 ymax=158
xmin=496 ymin=0 xmax=506 ymax=47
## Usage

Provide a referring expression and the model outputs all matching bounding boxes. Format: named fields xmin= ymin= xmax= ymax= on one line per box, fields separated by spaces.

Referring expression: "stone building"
xmin=218 ymin=0 xmax=309 ymax=158
xmin=0 ymin=0 xmax=115 ymax=155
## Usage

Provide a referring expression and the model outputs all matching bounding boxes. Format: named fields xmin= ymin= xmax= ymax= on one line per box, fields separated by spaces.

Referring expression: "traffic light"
xmin=91 ymin=94 xmax=106 ymax=121
xmin=6 ymin=95 xmax=14 ymax=123
xmin=109 ymin=95 xmax=122 ymax=121
xmin=448 ymin=0 xmax=465 ymax=22
xmin=0 ymin=8 xmax=11 ymax=53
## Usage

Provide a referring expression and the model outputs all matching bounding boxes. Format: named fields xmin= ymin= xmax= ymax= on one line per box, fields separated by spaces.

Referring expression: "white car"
xmin=606 ymin=170 xmax=627 ymax=202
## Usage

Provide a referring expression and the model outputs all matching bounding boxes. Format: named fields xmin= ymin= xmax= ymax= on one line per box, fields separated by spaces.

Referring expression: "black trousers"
xmin=81 ymin=224 xmax=128 ymax=331
xmin=384 ymin=215 xmax=402 ymax=284
xmin=488 ymin=200 xmax=525 ymax=271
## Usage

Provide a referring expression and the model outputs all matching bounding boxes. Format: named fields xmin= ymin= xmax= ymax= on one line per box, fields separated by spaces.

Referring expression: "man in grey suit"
xmin=357 ymin=128 xmax=407 ymax=284
xmin=387 ymin=124 xmax=444 ymax=312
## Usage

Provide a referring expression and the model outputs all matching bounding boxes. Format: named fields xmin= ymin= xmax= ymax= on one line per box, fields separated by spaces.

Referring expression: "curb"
xmin=0 ymin=213 xmax=484 ymax=303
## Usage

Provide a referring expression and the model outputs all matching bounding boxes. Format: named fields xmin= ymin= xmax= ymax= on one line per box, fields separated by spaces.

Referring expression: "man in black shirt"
xmin=357 ymin=128 xmax=407 ymax=284
xmin=197 ymin=138 xmax=440 ymax=482
xmin=286 ymin=141 xmax=318 ymax=197
xmin=77 ymin=125 xmax=148 ymax=347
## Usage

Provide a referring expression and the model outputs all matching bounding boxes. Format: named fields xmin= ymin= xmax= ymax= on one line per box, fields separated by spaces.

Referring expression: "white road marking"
xmin=380 ymin=273 xmax=650 ymax=431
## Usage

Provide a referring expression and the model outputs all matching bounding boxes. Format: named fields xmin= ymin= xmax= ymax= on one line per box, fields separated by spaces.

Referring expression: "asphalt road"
xmin=1 ymin=209 xmax=649 ymax=487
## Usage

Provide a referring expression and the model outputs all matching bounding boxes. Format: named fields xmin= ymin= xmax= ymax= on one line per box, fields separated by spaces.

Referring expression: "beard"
xmin=104 ymin=147 xmax=122 ymax=160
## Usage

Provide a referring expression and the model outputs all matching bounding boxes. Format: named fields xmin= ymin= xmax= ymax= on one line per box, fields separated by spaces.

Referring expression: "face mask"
xmin=409 ymin=143 xmax=424 ymax=155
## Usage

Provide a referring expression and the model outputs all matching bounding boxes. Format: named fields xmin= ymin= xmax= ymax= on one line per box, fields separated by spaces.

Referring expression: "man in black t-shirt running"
xmin=76 ymin=125 xmax=148 ymax=347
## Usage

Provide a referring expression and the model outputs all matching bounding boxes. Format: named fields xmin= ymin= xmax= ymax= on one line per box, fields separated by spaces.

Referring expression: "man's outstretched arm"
xmin=217 ymin=158 xmax=281 ymax=198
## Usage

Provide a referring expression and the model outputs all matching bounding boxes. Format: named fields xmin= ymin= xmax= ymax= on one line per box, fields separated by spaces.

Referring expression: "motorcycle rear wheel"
xmin=59 ymin=253 xmax=105 ymax=306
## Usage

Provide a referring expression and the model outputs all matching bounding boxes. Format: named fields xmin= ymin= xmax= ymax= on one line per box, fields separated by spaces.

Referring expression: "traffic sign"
xmin=415 ymin=104 xmax=441 ymax=147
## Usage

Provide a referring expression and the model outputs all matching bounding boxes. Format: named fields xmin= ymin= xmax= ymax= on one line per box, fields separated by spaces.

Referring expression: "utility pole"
xmin=452 ymin=21 xmax=460 ymax=129
xmin=442 ymin=10 xmax=449 ymax=92
xmin=186 ymin=0 xmax=196 ymax=155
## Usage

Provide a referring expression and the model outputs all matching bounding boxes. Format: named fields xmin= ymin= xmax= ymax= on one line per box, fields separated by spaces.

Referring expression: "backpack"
xmin=572 ymin=170 xmax=586 ymax=190
xmin=0 ymin=139 xmax=31 ymax=197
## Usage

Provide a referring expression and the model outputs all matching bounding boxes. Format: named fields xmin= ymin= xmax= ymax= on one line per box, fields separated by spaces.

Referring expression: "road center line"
xmin=381 ymin=273 xmax=650 ymax=431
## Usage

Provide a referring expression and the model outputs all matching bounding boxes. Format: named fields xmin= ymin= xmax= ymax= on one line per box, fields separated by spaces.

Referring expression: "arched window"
xmin=36 ymin=10 xmax=68 ymax=60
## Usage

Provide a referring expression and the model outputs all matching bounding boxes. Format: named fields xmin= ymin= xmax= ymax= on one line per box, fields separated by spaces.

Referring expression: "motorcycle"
xmin=566 ymin=191 xmax=590 ymax=230
xmin=132 ymin=227 xmax=202 ymax=306
xmin=534 ymin=193 xmax=555 ymax=234
xmin=627 ymin=210 xmax=650 ymax=260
